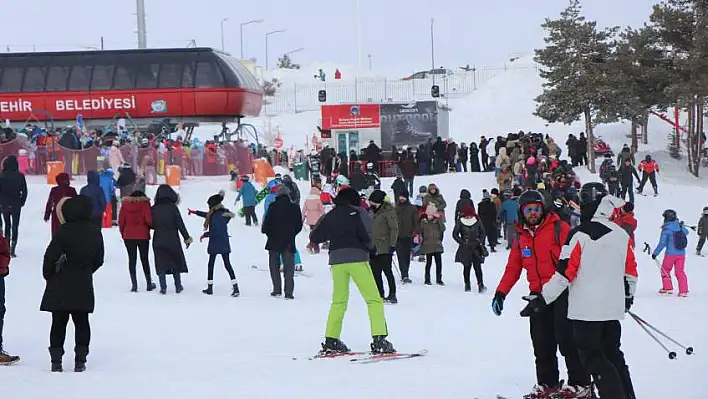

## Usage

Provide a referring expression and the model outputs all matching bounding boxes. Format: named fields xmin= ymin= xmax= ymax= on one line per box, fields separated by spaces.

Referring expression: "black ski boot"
xmin=74 ymin=346 xmax=88 ymax=372
xmin=320 ymin=337 xmax=350 ymax=354
xmin=49 ymin=347 xmax=64 ymax=372
xmin=371 ymin=336 xmax=396 ymax=354
xmin=231 ymin=283 xmax=240 ymax=297
xmin=202 ymin=285 xmax=213 ymax=295
xmin=402 ymin=277 xmax=412 ymax=284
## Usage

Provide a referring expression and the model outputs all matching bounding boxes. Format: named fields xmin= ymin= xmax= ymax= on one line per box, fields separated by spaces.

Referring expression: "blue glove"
xmin=491 ymin=291 xmax=505 ymax=316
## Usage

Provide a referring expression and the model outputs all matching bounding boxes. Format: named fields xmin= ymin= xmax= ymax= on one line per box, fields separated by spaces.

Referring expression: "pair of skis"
xmin=308 ymin=349 xmax=427 ymax=364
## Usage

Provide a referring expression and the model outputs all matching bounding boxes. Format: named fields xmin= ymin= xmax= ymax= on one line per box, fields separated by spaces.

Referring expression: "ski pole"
xmin=642 ymin=242 xmax=667 ymax=276
xmin=628 ymin=311 xmax=694 ymax=356
xmin=629 ymin=312 xmax=678 ymax=359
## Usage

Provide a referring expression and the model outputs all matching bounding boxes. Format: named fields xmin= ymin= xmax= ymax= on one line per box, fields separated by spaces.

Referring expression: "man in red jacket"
xmin=491 ymin=190 xmax=591 ymax=399
xmin=637 ymin=154 xmax=659 ymax=196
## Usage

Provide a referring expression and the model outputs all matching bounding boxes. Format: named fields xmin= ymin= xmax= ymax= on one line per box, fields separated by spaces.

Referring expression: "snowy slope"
xmin=2 ymin=170 xmax=706 ymax=399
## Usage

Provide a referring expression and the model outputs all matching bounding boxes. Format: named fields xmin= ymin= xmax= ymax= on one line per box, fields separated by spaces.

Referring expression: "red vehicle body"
xmin=0 ymin=47 xmax=263 ymax=125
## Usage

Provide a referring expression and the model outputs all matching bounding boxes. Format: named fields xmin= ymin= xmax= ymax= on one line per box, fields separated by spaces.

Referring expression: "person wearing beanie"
xmin=395 ymin=189 xmax=419 ymax=284
xmin=420 ymin=203 xmax=446 ymax=285
xmin=188 ymin=192 xmax=239 ymax=297
xmin=236 ymin=174 xmax=259 ymax=226
xmin=261 ymin=186 xmax=303 ymax=299
xmin=452 ymin=204 xmax=487 ymax=292
xmin=368 ymin=189 xmax=399 ymax=303
xmin=310 ymin=187 xmax=395 ymax=355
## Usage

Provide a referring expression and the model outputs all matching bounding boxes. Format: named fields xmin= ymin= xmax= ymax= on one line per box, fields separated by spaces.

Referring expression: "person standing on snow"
xmin=99 ymin=168 xmax=118 ymax=226
xmin=469 ymin=142 xmax=481 ymax=172
xmin=118 ymin=188 xmax=156 ymax=292
xmin=151 ymin=185 xmax=192 ymax=295
xmin=236 ymin=175 xmax=258 ymax=226
xmin=637 ymin=154 xmax=659 ymax=196
xmin=452 ymin=204 xmax=487 ymax=292
xmin=497 ymin=190 xmax=519 ymax=250
xmin=652 ymin=209 xmax=690 ymax=297
xmin=261 ymin=187 xmax=303 ymax=299
xmin=696 ymin=206 xmax=708 ymax=256
xmin=491 ymin=190 xmax=591 ymax=399
xmin=80 ymin=171 xmax=107 ymax=228
xmin=420 ymin=204 xmax=446 ymax=285
xmin=281 ymin=174 xmax=301 ymax=205
xmin=0 ymin=155 xmax=28 ymax=257
xmin=302 ymin=185 xmax=325 ymax=254
xmin=530 ymin=183 xmax=638 ymax=399
xmin=310 ymin=187 xmax=395 ymax=355
xmin=618 ymin=158 xmax=640 ymax=204
xmin=395 ymin=190 xmax=418 ymax=284
xmin=477 ymin=190 xmax=499 ymax=252
xmin=44 ymin=173 xmax=77 ymax=237
xmin=368 ymin=190 xmax=399 ymax=304
xmin=0 ymin=229 xmax=19 ymax=365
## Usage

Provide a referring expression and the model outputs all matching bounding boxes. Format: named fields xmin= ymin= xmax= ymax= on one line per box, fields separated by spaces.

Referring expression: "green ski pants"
xmin=325 ymin=261 xmax=388 ymax=339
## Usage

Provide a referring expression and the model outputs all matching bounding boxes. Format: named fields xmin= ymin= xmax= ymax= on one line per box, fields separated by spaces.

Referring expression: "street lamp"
xmin=285 ymin=47 xmax=305 ymax=56
xmin=220 ymin=18 xmax=229 ymax=52
xmin=265 ymin=29 xmax=287 ymax=71
xmin=240 ymin=19 xmax=264 ymax=59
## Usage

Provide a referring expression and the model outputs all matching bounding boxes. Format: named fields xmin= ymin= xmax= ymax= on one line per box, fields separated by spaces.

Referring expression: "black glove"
xmin=625 ymin=296 xmax=634 ymax=312
xmin=520 ymin=293 xmax=547 ymax=317
xmin=651 ymin=254 xmax=657 ymax=260
xmin=369 ymin=249 xmax=378 ymax=259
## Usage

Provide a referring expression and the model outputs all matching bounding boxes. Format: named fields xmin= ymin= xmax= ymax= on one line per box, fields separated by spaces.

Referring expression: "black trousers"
xmin=424 ymin=252 xmax=443 ymax=282
xmin=573 ymin=320 xmax=635 ymax=399
xmin=1 ymin=206 xmax=20 ymax=245
xmin=207 ymin=253 xmax=237 ymax=283
xmin=637 ymin=172 xmax=658 ymax=193
xmin=529 ymin=292 xmax=590 ymax=387
xmin=124 ymin=239 xmax=153 ymax=286
xmin=370 ymin=253 xmax=396 ymax=298
xmin=395 ymin=237 xmax=413 ymax=279
xmin=268 ymin=250 xmax=295 ymax=296
xmin=462 ymin=258 xmax=483 ymax=287
xmin=50 ymin=311 xmax=90 ymax=349
xmin=620 ymin=184 xmax=635 ymax=204
xmin=481 ymin=153 xmax=489 ymax=170
xmin=243 ymin=206 xmax=258 ymax=226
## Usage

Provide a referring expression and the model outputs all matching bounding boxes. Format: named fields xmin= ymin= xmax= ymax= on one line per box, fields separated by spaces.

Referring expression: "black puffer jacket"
xmin=0 ymin=155 xmax=28 ymax=209
xmin=452 ymin=217 xmax=486 ymax=264
xmin=455 ymin=189 xmax=475 ymax=221
xmin=40 ymin=196 xmax=104 ymax=313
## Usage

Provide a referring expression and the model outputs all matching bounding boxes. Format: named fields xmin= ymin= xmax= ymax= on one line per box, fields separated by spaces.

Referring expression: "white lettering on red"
xmin=0 ymin=98 xmax=32 ymax=113
xmin=54 ymin=96 xmax=137 ymax=112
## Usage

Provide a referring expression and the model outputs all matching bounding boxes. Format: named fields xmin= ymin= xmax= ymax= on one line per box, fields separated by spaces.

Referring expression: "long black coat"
xmin=151 ymin=185 xmax=191 ymax=275
xmin=0 ymin=156 xmax=28 ymax=209
xmin=262 ymin=194 xmax=303 ymax=252
xmin=40 ymin=196 xmax=104 ymax=313
xmin=452 ymin=217 xmax=486 ymax=264
xmin=477 ymin=199 xmax=498 ymax=242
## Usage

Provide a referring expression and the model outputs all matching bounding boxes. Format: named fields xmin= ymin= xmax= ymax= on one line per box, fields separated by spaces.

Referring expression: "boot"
xmin=464 ymin=283 xmax=471 ymax=292
xmin=320 ymin=337 xmax=350 ymax=354
xmin=49 ymin=347 xmax=64 ymax=372
xmin=478 ymin=283 xmax=487 ymax=293
xmin=74 ymin=346 xmax=89 ymax=372
xmin=370 ymin=335 xmax=396 ymax=354
xmin=231 ymin=283 xmax=240 ymax=297
xmin=0 ymin=348 xmax=20 ymax=365
xmin=9 ymin=242 xmax=16 ymax=258
xmin=202 ymin=284 xmax=213 ymax=295
xmin=384 ymin=295 xmax=398 ymax=304
xmin=130 ymin=273 xmax=138 ymax=292
xmin=146 ymin=275 xmax=156 ymax=292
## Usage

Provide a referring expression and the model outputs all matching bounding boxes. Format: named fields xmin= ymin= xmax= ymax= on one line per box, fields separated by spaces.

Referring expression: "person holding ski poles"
xmin=637 ymin=155 xmax=659 ymax=196
xmin=652 ymin=209 xmax=690 ymax=297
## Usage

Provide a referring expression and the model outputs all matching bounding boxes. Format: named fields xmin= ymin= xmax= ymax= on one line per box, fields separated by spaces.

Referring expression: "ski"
xmin=307 ymin=351 xmax=369 ymax=360
xmin=250 ymin=265 xmax=312 ymax=278
xmin=350 ymin=349 xmax=427 ymax=364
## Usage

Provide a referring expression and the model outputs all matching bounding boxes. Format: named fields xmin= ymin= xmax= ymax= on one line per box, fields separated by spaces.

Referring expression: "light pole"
xmin=265 ymin=29 xmax=286 ymax=70
xmin=285 ymin=47 xmax=305 ymax=57
xmin=240 ymin=19 xmax=264 ymax=59
xmin=430 ymin=17 xmax=435 ymax=86
xmin=220 ymin=18 xmax=229 ymax=52
xmin=356 ymin=0 xmax=361 ymax=72
xmin=368 ymin=54 xmax=372 ymax=72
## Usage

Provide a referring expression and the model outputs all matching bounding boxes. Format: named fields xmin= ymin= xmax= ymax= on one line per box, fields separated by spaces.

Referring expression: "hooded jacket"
xmin=698 ymin=214 xmax=708 ymax=238
xmin=236 ymin=180 xmax=258 ymax=207
xmin=118 ymin=192 xmax=153 ymax=240
xmin=653 ymin=219 xmax=689 ymax=256
xmin=453 ymin=216 xmax=486 ymax=264
xmin=371 ymin=202 xmax=399 ymax=255
xmin=99 ymin=169 xmax=116 ymax=203
xmin=197 ymin=205 xmax=235 ymax=255
xmin=261 ymin=190 xmax=303 ymax=252
xmin=302 ymin=187 xmax=325 ymax=226
xmin=151 ymin=185 xmax=190 ymax=275
xmin=395 ymin=197 xmax=419 ymax=238
xmin=0 ymin=155 xmax=28 ymax=209
xmin=45 ymin=173 xmax=77 ymax=236
xmin=454 ymin=189 xmax=475 ymax=221
xmin=80 ymin=171 xmax=108 ymax=217
xmin=498 ymin=198 xmax=520 ymax=224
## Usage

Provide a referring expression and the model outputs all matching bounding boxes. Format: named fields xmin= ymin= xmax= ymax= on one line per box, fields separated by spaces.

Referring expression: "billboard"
xmin=321 ymin=103 xmax=380 ymax=130
xmin=379 ymin=101 xmax=438 ymax=149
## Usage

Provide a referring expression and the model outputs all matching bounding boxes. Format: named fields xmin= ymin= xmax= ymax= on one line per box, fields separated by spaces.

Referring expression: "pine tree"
xmin=277 ymin=54 xmax=301 ymax=70
xmin=533 ymin=0 xmax=618 ymax=173
xmin=262 ymin=78 xmax=281 ymax=97
xmin=667 ymin=128 xmax=682 ymax=159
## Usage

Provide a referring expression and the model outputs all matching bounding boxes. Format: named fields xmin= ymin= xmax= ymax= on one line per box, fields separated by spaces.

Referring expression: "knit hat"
xmin=460 ymin=204 xmax=475 ymax=218
xmin=368 ymin=189 xmax=386 ymax=205
xmin=623 ymin=202 xmax=634 ymax=213
xmin=419 ymin=185 xmax=427 ymax=194
xmin=207 ymin=193 xmax=223 ymax=209
xmin=334 ymin=187 xmax=361 ymax=206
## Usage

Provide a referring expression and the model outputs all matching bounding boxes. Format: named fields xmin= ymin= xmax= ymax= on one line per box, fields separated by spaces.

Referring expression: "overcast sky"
xmin=4 ymin=0 xmax=658 ymax=76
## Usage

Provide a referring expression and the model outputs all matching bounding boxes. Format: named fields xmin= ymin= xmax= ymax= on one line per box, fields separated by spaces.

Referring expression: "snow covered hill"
xmin=2 ymin=169 xmax=706 ymax=399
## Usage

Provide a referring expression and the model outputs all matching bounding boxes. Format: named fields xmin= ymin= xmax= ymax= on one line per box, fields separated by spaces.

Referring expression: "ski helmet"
xmin=662 ymin=209 xmax=677 ymax=222
xmin=645 ymin=154 xmax=652 ymax=161
xmin=517 ymin=190 xmax=546 ymax=221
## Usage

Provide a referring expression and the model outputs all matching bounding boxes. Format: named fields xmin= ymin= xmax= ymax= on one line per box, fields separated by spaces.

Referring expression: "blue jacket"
xmin=80 ymin=171 xmax=108 ymax=217
xmin=263 ymin=193 xmax=277 ymax=217
xmin=653 ymin=220 xmax=689 ymax=256
xmin=199 ymin=208 xmax=234 ymax=255
xmin=237 ymin=182 xmax=258 ymax=207
xmin=497 ymin=198 xmax=519 ymax=224
xmin=99 ymin=169 xmax=116 ymax=203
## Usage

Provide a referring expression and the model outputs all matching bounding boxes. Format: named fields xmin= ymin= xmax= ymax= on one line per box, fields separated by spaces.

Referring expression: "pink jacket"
xmin=109 ymin=146 xmax=125 ymax=171
xmin=302 ymin=187 xmax=325 ymax=226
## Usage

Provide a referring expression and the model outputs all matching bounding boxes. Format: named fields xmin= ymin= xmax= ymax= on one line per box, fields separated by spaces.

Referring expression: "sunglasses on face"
xmin=523 ymin=204 xmax=543 ymax=215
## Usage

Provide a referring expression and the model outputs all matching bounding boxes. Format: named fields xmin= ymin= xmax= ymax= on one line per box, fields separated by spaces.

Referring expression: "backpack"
xmin=673 ymin=228 xmax=688 ymax=250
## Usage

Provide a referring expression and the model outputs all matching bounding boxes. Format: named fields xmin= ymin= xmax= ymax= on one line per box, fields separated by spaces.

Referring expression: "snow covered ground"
xmin=2 ymin=164 xmax=706 ymax=398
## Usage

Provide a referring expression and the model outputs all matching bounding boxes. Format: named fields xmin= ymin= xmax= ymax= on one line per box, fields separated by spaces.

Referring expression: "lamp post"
xmin=265 ymin=29 xmax=287 ymax=70
xmin=220 ymin=18 xmax=229 ymax=52
xmin=368 ymin=54 xmax=372 ymax=72
xmin=285 ymin=47 xmax=305 ymax=56
xmin=430 ymin=18 xmax=436 ymax=85
xmin=240 ymin=19 xmax=264 ymax=59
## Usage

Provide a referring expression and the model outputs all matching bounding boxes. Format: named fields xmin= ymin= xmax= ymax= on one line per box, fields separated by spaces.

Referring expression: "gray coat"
xmin=420 ymin=217 xmax=445 ymax=254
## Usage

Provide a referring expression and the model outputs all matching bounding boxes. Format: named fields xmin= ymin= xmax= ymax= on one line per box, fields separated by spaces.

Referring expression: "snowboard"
xmin=237 ymin=188 xmax=269 ymax=217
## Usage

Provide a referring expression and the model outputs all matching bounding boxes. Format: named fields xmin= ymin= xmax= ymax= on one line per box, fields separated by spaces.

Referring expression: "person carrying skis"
xmin=696 ymin=206 xmax=708 ymax=256
xmin=452 ymin=204 xmax=487 ymax=292
xmin=310 ymin=187 xmax=394 ymax=354
xmin=491 ymin=190 xmax=591 ymax=399
xmin=236 ymin=175 xmax=258 ymax=226
xmin=652 ymin=209 xmax=690 ymax=297
xmin=618 ymin=158 xmax=640 ymax=204
xmin=532 ymin=182 xmax=638 ymax=399
xmin=637 ymin=155 xmax=659 ymax=196
xmin=188 ymin=192 xmax=240 ymax=297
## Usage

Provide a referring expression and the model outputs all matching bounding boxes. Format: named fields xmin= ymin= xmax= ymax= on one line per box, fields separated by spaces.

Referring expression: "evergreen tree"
xmin=667 ymin=128 xmax=682 ymax=159
xmin=533 ymin=0 xmax=618 ymax=173
xmin=262 ymin=78 xmax=281 ymax=97
xmin=277 ymin=53 xmax=301 ymax=70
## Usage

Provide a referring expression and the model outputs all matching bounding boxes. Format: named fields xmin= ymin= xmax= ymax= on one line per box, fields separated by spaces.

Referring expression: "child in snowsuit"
xmin=697 ymin=206 xmax=708 ymax=255
xmin=420 ymin=204 xmax=445 ymax=285
xmin=188 ymin=193 xmax=240 ymax=297
xmin=652 ymin=209 xmax=689 ymax=296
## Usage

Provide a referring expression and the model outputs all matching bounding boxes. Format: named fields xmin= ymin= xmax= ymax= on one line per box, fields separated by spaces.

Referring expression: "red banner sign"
xmin=321 ymin=104 xmax=380 ymax=130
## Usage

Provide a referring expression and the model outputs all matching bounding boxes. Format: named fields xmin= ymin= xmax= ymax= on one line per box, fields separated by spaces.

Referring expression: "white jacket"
xmin=543 ymin=196 xmax=638 ymax=321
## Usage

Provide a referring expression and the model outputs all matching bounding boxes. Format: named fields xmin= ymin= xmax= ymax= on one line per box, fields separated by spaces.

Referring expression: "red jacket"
xmin=118 ymin=194 xmax=153 ymax=240
xmin=613 ymin=212 xmax=637 ymax=248
xmin=638 ymin=160 xmax=659 ymax=174
xmin=496 ymin=213 xmax=570 ymax=295
xmin=44 ymin=173 xmax=77 ymax=236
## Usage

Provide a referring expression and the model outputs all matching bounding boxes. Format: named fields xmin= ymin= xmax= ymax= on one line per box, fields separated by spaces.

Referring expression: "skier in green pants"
xmin=310 ymin=187 xmax=395 ymax=354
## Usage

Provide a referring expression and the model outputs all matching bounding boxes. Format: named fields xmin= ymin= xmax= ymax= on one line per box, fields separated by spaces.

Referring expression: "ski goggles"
xmin=522 ymin=203 xmax=544 ymax=215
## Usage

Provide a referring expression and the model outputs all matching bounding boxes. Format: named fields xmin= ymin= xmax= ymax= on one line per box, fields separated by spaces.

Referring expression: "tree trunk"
xmin=630 ymin=117 xmax=639 ymax=154
xmin=641 ymin=113 xmax=649 ymax=145
xmin=584 ymin=107 xmax=596 ymax=173
xmin=694 ymin=101 xmax=703 ymax=177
